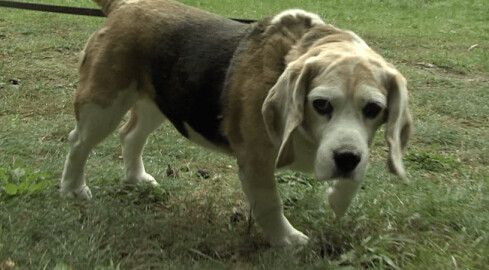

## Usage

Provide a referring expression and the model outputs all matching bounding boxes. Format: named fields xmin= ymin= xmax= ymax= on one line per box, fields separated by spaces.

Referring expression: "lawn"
xmin=1 ymin=0 xmax=488 ymax=269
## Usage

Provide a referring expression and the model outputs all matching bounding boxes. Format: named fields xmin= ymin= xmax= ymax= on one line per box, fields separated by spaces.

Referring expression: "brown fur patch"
xmin=75 ymin=0 xmax=227 ymax=119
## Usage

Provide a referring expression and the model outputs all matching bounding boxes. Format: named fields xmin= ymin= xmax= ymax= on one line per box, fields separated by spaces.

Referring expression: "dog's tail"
xmin=92 ymin=0 xmax=124 ymax=16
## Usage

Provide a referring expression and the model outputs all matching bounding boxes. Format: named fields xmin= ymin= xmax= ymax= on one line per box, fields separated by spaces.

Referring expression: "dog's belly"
xmin=149 ymin=18 xmax=249 ymax=150
xmin=183 ymin=122 xmax=233 ymax=154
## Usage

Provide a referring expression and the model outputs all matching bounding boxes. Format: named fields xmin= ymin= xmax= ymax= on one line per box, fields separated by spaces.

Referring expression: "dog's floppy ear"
xmin=384 ymin=70 xmax=413 ymax=178
xmin=262 ymin=62 xmax=312 ymax=168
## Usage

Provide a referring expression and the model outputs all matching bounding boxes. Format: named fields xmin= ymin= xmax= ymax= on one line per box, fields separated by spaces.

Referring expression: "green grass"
xmin=1 ymin=0 xmax=488 ymax=269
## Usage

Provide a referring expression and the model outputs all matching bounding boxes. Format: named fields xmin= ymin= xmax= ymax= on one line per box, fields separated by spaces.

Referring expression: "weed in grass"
xmin=0 ymin=163 xmax=52 ymax=197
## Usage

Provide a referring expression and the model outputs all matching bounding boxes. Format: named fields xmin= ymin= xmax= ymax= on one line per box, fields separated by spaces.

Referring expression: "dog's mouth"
xmin=315 ymin=167 xmax=364 ymax=183
xmin=332 ymin=171 xmax=353 ymax=180
xmin=316 ymin=171 xmax=353 ymax=182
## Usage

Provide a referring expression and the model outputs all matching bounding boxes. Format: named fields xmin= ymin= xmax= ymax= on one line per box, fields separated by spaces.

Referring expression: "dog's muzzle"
xmin=314 ymin=141 xmax=368 ymax=182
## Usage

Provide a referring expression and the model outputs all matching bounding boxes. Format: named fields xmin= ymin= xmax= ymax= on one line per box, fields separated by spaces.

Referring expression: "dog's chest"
xmin=149 ymin=19 xmax=249 ymax=149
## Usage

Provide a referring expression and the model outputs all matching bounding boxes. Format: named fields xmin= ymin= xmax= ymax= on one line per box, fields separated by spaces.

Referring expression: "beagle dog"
xmin=60 ymin=0 xmax=412 ymax=246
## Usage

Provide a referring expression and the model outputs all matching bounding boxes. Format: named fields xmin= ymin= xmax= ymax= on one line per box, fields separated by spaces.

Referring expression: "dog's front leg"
xmin=238 ymin=155 xmax=309 ymax=247
xmin=327 ymin=180 xmax=361 ymax=218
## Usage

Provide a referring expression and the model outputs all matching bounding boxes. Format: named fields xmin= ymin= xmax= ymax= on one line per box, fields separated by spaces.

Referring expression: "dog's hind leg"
xmin=60 ymin=84 xmax=138 ymax=199
xmin=119 ymin=98 xmax=165 ymax=186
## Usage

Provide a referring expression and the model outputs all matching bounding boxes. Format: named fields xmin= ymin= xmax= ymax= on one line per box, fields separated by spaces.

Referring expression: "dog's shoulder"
xmin=222 ymin=10 xmax=331 ymax=145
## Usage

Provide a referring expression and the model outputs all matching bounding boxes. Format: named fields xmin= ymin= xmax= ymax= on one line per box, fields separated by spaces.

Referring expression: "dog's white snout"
xmin=314 ymin=125 xmax=369 ymax=181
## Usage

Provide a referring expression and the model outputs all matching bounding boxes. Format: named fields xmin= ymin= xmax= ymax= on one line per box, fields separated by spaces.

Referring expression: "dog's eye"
xmin=313 ymin=99 xmax=333 ymax=115
xmin=363 ymin=102 xmax=383 ymax=119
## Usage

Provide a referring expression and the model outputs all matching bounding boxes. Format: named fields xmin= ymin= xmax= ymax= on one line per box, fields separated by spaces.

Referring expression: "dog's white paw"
xmin=60 ymin=185 xmax=92 ymax=200
xmin=124 ymin=172 xmax=159 ymax=187
xmin=269 ymin=228 xmax=309 ymax=247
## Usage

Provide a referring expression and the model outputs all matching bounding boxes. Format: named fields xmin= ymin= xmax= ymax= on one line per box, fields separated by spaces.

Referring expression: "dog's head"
xmin=262 ymin=40 xmax=412 ymax=182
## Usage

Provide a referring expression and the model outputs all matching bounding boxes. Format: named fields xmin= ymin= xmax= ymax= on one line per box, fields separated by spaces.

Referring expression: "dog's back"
xmin=80 ymin=0 xmax=250 ymax=147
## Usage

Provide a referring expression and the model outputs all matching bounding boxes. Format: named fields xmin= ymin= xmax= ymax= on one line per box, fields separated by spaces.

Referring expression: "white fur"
xmin=120 ymin=98 xmax=165 ymax=186
xmin=285 ymin=57 xmax=390 ymax=214
xmin=271 ymin=9 xmax=325 ymax=26
xmin=60 ymin=82 xmax=150 ymax=198
xmin=306 ymin=82 xmax=385 ymax=210
xmin=345 ymin=30 xmax=370 ymax=49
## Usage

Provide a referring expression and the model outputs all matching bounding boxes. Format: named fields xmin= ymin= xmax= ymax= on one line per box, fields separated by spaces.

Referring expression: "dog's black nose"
xmin=333 ymin=150 xmax=361 ymax=173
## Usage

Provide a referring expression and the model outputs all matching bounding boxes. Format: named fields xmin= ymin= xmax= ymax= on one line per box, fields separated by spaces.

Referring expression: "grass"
xmin=1 ymin=0 xmax=488 ymax=269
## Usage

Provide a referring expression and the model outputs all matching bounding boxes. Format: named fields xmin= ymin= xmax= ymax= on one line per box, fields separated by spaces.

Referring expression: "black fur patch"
xmin=150 ymin=18 xmax=250 ymax=147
